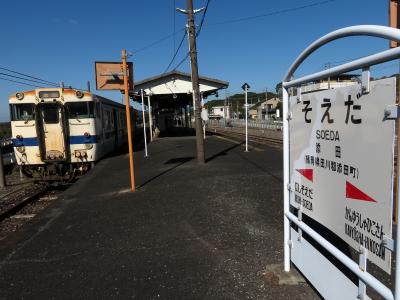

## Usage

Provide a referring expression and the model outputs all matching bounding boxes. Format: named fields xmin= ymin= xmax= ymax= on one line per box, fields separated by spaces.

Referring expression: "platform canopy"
xmin=131 ymin=70 xmax=229 ymax=109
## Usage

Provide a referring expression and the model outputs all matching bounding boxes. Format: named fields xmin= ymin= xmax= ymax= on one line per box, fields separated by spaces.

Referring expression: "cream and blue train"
xmin=9 ymin=88 xmax=133 ymax=181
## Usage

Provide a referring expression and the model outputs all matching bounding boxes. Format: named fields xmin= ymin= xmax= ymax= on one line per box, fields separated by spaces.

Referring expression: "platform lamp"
xmin=241 ymin=82 xmax=251 ymax=152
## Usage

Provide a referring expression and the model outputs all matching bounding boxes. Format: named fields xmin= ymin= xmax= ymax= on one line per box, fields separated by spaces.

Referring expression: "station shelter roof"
xmin=131 ymin=70 xmax=229 ymax=109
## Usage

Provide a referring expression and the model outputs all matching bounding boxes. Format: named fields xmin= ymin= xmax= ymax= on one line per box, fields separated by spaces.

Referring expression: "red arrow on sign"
xmin=346 ymin=181 xmax=377 ymax=203
xmin=296 ymin=169 xmax=313 ymax=182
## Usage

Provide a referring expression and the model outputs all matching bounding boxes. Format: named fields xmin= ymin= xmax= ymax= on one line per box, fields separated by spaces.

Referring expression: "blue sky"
xmin=0 ymin=0 xmax=394 ymax=121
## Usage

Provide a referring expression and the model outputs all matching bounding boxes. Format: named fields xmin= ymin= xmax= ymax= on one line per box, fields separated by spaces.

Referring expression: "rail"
xmin=207 ymin=127 xmax=282 ymax=147
xmin=0 ymin=183 xmax=49 ymax=221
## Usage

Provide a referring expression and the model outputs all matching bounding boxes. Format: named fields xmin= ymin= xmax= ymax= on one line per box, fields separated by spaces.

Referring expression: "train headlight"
xmin=16 ymin=146 xmax=25 ymax=153
xmin=16 ymin=92 xmax=24 ymax=100
xmin=16 ymin=134 xmax=23 ymax=140
xmin=75 ymin=151 xmax=81 ymax=158
xmin=84 ymin=143 xmax=93 ymax=150
xmin=76 ymin=90 xmax=84 ymax=98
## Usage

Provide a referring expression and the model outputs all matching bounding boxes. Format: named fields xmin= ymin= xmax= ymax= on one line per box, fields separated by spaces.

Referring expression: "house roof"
xmin=130 ymin=70 xmax=229 ymax=109
xmin=134 ymin=70 xmax=229 ymax=88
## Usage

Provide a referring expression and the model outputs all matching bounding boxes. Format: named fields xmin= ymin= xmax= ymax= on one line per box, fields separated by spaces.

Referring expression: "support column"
xmin=147 ymin=95 xmax=153 ymax=142
xmin=0 ymin=145 xmax=5 ymax=188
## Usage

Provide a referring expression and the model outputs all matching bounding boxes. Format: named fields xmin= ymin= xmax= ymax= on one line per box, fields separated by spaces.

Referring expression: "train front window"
xmin=10 ymin=104 xmax=35 ymax=121
xmin=43 ymin=105 xmax=59 ymax=124
xmin=65 ymin=102 xmax=94 ymax=119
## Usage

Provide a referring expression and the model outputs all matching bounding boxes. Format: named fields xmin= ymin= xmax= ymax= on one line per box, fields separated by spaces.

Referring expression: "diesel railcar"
xmin=9 ymin=88 xmax=134 ymax=181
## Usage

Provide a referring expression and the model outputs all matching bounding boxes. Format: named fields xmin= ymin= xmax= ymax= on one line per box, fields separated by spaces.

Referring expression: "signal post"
xmin=95 ymin=53 xmax=136 ymax=192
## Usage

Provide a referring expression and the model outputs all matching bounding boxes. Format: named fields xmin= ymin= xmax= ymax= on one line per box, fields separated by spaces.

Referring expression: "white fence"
xmin=206 ymin=119 xmax=283 ymax=130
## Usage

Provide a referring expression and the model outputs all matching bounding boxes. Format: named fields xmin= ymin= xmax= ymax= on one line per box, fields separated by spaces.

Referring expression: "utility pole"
xmin=122 ymin=49 xmax=136 ymax=192
xmin=265 ymin=88 xmax=268 ymax=101
xmin=177 ymin=0 xmax=205 ymax=164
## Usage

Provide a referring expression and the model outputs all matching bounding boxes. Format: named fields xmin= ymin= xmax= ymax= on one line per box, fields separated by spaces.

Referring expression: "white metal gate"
xmin=282 ymin=25 xmax=400 ymax=300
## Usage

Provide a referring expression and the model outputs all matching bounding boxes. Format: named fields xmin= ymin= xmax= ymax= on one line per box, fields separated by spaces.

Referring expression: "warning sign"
xmin=289 ymin=77 xmax=396 ymax=274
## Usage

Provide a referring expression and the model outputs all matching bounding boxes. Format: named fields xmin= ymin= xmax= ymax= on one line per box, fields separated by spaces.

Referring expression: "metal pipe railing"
xmin=282 ymin=25 xmax=400 ymax=300
xmin=283 ymin=25 xmax=400 ymax=83
xmin=286 ymin=211 xmax=394 ymax=299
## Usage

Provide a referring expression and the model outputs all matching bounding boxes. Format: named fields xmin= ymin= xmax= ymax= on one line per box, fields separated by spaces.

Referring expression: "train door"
xmin=37 ymin=103 xmax=67 ymax=161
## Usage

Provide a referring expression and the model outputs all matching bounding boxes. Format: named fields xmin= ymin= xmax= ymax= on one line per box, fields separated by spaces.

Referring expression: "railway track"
xmin=0 ymin=183 xmax=50 ymax=222
xmin=207 ymin=127 xmax=283 ymax=147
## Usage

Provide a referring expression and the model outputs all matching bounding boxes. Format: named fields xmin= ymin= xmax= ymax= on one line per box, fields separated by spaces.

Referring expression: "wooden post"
xmin=390 ymin=0 xmax=399 ymax=48
xmin=122 ymin=49 xmax=136 ymax=192
xmin=186 ymin=0 xmax=205 ymax=163
xmin=390 ymin=0 xmax=400 ymax=222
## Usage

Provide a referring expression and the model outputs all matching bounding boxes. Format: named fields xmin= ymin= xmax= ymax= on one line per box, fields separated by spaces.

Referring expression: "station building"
xmin=132 ymin=71 xmax=228 ymax=135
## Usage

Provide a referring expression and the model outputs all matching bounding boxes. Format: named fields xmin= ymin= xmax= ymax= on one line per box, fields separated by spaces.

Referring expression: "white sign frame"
xmin=289 ymin=78 xmax=396 ymax=273
xmin=282 ymin=25 xmax=400 ymax=300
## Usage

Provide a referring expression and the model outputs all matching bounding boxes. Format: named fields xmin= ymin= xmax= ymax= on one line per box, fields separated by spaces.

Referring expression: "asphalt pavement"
xmin=0 ymin=134 xmax=320 ymax=299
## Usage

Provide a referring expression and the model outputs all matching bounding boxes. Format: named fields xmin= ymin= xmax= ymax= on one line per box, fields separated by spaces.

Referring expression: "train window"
xmin=107 ymin=111 xmax=112 ymax=129
xmin=65 ymin=102 xmax=95 ymax=119
xmin=96 ymin=102 xmax=101 ymax=118
xmin=38 ymin=91 xmax=60 ymax=98
xmin=43 ymin=105 xmax=59 ymax=124
xmin=10 ymin=104 xmax=35 ymax=121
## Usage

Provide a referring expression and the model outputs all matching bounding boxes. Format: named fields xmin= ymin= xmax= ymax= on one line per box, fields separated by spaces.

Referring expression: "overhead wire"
xmin=172 ymin=0 xmax=329 ymax=70
xmin=134 ymin=0 xmax=333 ymax=56
xmin=0 ymin=72 xmax=59 ymax=87
xmin=173 ymin=0 xmax=176 ymax=54
xmin=0 ymin=76 xmax=44 ymax=88
xmin=0 ymin=66 xmax=59 ymax=86
xmin=208 ymin=0 xmax=334 ymax=26
xmin=132 ymin=30 xmax=185 ymax=55
xmin=164 ymin=30 xmax=188 ymax=73
xmin=172 ymin=0 xmax=211 ymax=71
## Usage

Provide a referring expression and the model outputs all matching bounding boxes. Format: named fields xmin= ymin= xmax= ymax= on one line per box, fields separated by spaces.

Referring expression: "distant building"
xmin=257 ymin=97 xmax=281 ymax=120
xmin=300 ymin=74 xmax=358 ymax=94
xmin=248 ymin=105 xmax=258 ymax=119
xmin=210 ymin=105 xmax=231 ymax=119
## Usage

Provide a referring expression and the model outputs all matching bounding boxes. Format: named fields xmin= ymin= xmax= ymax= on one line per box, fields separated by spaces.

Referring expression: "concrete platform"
xmin=0 ymin=135 xmax=319 ymax=299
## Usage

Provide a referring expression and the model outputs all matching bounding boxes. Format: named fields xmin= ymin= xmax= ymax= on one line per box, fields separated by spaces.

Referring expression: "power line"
xmin=208 ymin=0 xmax=334 ymax=26
xmin=133 ymin=29 xmax=185 ymax=54
xmin=196 ymin=0 xmax=211 ymax=37
xmin=0 ymin=66 xmax=59 ymax=86
xmin=164 ymin=30 xmax=188 ymax=73
xmin=0 ymin=72 xmax=59 ymax=87
xmin=172 ymin=53 xmax=190 ymax=71
xmin=0 ymin=76 xmax=44 ymax=88
xmin=173 ymin=0 xmax=176 ymax=54
xmin=172 ymin=0 xmax=211 ymax=71
xmin=134 ymin=0 xmax=330 ymax=59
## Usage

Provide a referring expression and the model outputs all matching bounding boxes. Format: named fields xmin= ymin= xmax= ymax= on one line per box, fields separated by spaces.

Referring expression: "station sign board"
xmin=289 ymin=77 xmax=396 ymax=273
xmin=95 ymin=61 xmax=133 ymax=91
